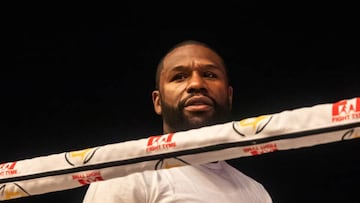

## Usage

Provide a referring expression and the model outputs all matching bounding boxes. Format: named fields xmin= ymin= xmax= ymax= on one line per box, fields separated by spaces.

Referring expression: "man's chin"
xmin=185 ymin=116 xmax=215 ymax=129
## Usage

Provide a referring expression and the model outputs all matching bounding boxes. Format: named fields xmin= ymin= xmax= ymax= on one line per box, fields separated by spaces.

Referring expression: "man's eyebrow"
xmin=200 ymin=65 xmax=227 ymax=75
xmin=169 ymin=66 xmax=188 ymax=72
xmin=169 ymin=64 xmax=223 ymax=72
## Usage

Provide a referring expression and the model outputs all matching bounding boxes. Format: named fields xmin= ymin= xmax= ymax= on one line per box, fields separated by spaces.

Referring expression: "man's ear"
xmin=152 ymin=90 xmax=162 ymax=115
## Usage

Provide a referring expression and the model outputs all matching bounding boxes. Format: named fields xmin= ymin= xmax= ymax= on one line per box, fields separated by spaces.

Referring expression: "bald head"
xmin=155 ymin=40 xmax=228 ymax=89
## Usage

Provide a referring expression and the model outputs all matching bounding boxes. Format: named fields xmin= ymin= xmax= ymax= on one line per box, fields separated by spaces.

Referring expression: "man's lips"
xmin=184 ymin=96 xmax=213 ymax=112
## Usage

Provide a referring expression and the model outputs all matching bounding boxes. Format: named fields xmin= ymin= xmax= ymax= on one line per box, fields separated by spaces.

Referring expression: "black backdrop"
xmin=5 ymin=2 xmax=360 ymax=203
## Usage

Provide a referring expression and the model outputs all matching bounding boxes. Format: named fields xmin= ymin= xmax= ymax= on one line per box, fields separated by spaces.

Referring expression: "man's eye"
xmin=171 ymin=73 xmax=187 ymax=81
xmin=204 ymin=72 xmax=217 ymax=78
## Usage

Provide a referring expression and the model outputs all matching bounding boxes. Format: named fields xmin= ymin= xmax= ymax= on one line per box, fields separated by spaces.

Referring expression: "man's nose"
xmin=186 ymin=73 xmax=207 ymax=94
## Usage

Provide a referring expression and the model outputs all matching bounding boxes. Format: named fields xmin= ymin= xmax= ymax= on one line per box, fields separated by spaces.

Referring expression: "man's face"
xmin=152 ymin=44 xmax=233 ymax=133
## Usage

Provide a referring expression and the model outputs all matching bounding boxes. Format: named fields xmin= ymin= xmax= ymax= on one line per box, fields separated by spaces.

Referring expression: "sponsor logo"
xmin=72 ymin=171 xmax=104 ymax=185
xmin=233 ymin=115 xmax=272 ymax=136
xmin=146 ymin=133 xmax=176 ymax=152
xmin=332 ymin=97 xmax=360 ymax=122
xmin=0 ymin=162 xmax=17 ymax=176
xmin=65 ymin=148 xmax=99 ymax=166
xmin=0 ymin=183 xmax=29 ymax=200
xmin=233 ymin=115 xmax=275 ymax=155
xmin=242 ymin=143 xmax=278 ymax=155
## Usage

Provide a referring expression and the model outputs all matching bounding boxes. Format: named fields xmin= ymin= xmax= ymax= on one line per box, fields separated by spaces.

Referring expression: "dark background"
xmin=4 ymin=2 xmax=360 ymax=202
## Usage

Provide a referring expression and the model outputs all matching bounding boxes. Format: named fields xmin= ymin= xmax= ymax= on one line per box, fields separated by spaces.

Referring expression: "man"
xmin=83 ymin=40 xmax=272 ymax=202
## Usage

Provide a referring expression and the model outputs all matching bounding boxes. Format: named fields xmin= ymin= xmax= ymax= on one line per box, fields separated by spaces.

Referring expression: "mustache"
xmin=178 ymin=93 xmax=217 ymax=109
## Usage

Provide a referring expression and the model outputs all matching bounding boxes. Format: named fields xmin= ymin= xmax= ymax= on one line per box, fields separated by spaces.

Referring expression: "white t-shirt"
xmin=83 ymin=161 xmax=272 ymax=203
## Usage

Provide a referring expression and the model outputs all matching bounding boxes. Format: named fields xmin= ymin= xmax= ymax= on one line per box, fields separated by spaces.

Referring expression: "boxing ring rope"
xmin=1 ymin=97 xmax=359 ymax=201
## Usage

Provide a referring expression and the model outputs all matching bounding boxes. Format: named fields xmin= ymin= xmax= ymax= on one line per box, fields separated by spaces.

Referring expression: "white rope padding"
xmin=1 ymin=97 xmax=359 ymax=201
